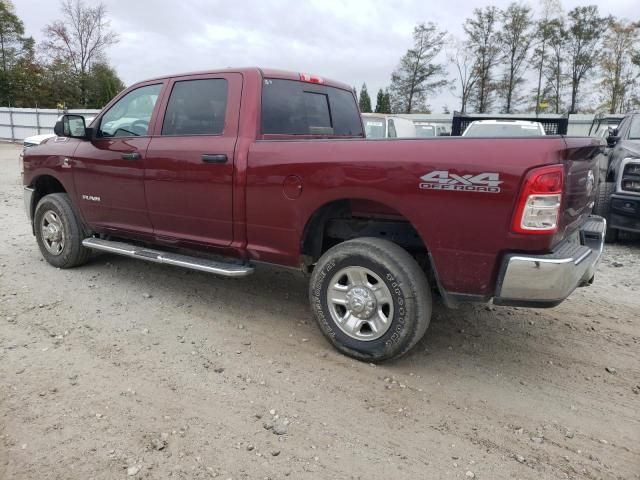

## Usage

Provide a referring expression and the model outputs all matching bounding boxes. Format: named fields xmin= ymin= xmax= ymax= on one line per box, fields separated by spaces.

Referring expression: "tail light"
xmin=299 ymin=73 xmax=324 ymax=84
xmin=512 ymin=164 xmax=564 ymax=234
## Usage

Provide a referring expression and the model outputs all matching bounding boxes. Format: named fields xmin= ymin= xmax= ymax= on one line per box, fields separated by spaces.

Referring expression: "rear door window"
xmin=162 ymin=79 xmax=228 ymax=135
xmin=261 ymin=79 xmax=363 ymax=137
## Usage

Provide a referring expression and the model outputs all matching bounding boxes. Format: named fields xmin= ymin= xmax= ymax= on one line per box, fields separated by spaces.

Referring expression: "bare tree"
xmin=42 ymin=0 xmax=117 ymax=107
xmin=448 ymin=39 xmax=479 ymax=113
xmin=543 ymin=18 xmax=568 ymax=113
xmin=565 ymin=5 xmax=609 ymax=113
xmin=389 ymin=22 xmax=448 ymax=113
xmin=496 ymin=2 xmax=534 ymax=112
xmin=464 ymin=6 xmax=501 ymax=113
xmin=531 ymin=0 xmax=563 ymax=114
xmin=599 ymin=19 xmax=640 ymax=113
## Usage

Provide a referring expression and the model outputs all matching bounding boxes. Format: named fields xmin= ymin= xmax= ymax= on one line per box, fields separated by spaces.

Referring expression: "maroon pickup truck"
xmin=22 ymin=68 xmax=606 ymax=361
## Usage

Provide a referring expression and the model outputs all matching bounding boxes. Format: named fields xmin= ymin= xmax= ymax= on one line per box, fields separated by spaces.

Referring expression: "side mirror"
xmin=54 ymin=114 xmax=87 ymax=139
xmin=606 ymin=135 xmax=620 ymax=147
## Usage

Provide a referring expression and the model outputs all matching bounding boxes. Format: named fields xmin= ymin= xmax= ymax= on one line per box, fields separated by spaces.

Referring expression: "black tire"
xmin=34 ymin=193 xmax=91 ymax=268
xmin=309 ymin=237 xmax=432 ymax=362
xmin=593 ymin=182 xmax=618 ymax=243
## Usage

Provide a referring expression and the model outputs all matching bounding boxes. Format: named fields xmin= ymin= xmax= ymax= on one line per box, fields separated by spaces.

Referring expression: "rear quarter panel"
xmin=246 ymin=136 xmax=600 ymax=296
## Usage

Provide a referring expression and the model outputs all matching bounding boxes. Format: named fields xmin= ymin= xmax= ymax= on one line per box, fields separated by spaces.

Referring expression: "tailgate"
xmin=558 ymin=137 xmax=605 ymax=239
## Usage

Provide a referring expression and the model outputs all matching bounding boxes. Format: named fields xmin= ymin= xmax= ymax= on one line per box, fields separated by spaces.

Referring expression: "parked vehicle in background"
xmin=20 ymin=117 xmax=96 ymax=163
xmin=588 ymin=113 xmax=625 ymax=141
xmin=413 ymin=121 xmax=448 ymax=137
xmin=450 ymin=112 xmax=569 ymax=137
xmin=22 ymin=67 xmax=606 ymax=362
xmin=462 ymin=119 xmax=546 ymax=137
xmin=593 ymin=112 xmax=640 ymax=242
xmin=362 ymin=113 xmax=417 ymax=138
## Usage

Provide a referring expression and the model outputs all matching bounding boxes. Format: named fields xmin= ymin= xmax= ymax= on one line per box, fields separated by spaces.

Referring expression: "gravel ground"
xmin=1 ymin=142 xmax=639 ymax=479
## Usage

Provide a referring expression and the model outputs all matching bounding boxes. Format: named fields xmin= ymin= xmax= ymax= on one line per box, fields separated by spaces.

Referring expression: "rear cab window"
xmin=261 ymin=79 xmax=363 ymax=138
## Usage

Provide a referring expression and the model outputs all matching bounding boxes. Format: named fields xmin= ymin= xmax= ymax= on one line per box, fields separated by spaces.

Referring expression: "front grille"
xmin=621 ymin=160 xmax=640 ymax=193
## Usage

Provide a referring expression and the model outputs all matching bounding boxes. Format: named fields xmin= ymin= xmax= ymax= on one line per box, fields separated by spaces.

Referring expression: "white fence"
xmin=1 ymin=107 xmax=600 ymax=142
xmin=0 ymin=107 xmax=101 ymax=142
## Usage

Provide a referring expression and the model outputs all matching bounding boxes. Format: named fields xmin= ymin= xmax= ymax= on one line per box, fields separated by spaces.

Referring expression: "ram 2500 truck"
xmin=22 ymin=68 xmax=606 ymax=361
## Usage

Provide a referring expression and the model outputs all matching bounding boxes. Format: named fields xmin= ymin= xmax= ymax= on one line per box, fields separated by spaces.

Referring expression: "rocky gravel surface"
xmin=1 ymin=143 xmax=639 ymax=479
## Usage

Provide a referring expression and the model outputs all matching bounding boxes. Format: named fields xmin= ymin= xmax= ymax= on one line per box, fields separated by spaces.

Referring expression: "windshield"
xmin=363 ymin=118 xmax=386 ymax=138
xmin=415 ymin=124 xmax=436 ymax=137
xmin=630 ymin=116 xmax=640 ymax=140
xmin=464 ymin=123 xmax=543 ymax=137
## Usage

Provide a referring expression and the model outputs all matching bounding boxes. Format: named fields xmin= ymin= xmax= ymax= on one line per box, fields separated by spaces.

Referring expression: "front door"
xmin=72 ymin=82 xmax=165 ymax=235
xmin=144 ymin=73 xmax=241 ymax=246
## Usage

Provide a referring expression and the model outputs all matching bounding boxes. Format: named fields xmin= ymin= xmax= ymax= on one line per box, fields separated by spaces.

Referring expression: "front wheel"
xmin=34 ymin=193 xmax=91 ymax=268
xmin=309 ymin=237 xmax=432 ymax=362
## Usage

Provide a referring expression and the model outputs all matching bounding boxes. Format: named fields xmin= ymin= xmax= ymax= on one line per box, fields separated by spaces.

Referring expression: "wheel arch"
xmin=299 ymin=197 xmax=439 ymax=284
xmin=28 ymin=174 xmax=68 ymax=224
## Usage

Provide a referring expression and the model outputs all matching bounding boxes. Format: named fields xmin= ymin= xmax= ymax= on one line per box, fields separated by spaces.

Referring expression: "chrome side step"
xmin=82 ymin=238 xmax=254 ymax=277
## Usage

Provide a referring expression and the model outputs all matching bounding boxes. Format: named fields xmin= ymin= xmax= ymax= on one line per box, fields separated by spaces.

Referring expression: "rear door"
xmin=144 ymin=73 xmax=242 ymax=246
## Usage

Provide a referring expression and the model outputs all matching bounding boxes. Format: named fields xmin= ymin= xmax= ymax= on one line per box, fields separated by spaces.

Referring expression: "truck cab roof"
xmin=137 ymin=67 xmax=353 ymax=92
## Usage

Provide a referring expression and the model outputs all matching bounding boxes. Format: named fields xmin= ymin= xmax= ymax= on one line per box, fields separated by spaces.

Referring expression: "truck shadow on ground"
xmin=83 ymin=251 xmax=588 ymax=379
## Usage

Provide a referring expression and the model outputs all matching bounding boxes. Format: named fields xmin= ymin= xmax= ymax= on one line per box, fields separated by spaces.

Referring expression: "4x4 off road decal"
xmin=419 ymin=170 xmax=503 ymax=193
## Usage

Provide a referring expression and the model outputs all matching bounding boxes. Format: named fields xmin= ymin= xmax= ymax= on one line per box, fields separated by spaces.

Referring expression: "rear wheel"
xmin=34 ymin=193 xmax=91 ymax=268
xmin=309 ymin=237 xmax=432 ymax=362
xmin=593 ymin=182 xmax=618 ymax=243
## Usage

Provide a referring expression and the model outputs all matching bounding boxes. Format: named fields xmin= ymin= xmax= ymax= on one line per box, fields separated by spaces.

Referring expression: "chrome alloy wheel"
xmin=326 ymin=266 xmax=394 ymax=341
xmin=40 ymin=210 xmax=66 ymax=255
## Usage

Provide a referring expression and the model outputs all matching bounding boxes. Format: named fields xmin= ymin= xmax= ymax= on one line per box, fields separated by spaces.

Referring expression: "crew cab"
xmin=22 ymin=68 xmax=606 ymax=362
xmin=593 ymin=112 xmax=640 ymax=242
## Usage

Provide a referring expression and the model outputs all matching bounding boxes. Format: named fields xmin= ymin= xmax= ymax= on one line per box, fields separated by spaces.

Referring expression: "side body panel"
xmin=245 ymin=137 xmax=600 ymax=297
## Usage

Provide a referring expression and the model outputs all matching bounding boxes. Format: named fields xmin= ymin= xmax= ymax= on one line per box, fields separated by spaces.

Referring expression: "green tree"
xmin=358 ymin=83 xmax=372 ymax=112
xmin=382 ymin=90 xmax=392 ymax=113
xmin=85 ymin=62 xmax=124 ymax=108
xmin=42 ymin=0 xmax=118 ymax=107
xmin=496 ymin=2 xmax=533 ymax=112
xmin=9 ymin=37 xmax=46 ymax=107
xmin=464 ymin=6 xmax=501 ymax=113
xmin=374 ymin=88 xmax=384 ymax=113
xmin=40 ymin=58 xmax=80 ymax=108
xmin=565 ymin=5 xmax=610 ymax=113
xmin=389 ymin=22 xmax=448 ymax=113
xmin=532 ymin=0 xmax=563 ymax=114
xmin=542 ymin=18 xmax=568 ymax=114
xmin=0 ymin=0 xmax=27 ymax=105
xmin=599 ymin=19 xmax=639 ymax=113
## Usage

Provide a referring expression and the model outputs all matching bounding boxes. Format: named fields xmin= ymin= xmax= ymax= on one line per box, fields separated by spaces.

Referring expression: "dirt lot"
xmin=1 ymin=142 xmax=639 ymax=479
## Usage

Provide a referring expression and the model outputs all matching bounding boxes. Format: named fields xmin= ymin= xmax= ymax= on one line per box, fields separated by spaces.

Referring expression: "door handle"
xmin=121 ymin=152 xmax=140 ymax=160
xmin=201 ymin=154 xmax=228 ymax=164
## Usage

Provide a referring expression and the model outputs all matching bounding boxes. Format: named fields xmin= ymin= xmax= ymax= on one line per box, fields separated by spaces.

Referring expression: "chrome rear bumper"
xmin=494 ymin=216 xmax=606 ymax=307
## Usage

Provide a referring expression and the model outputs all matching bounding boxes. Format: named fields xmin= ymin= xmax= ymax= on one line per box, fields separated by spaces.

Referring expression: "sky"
xmin=14 ymin=0 xmax=640 ymax=112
